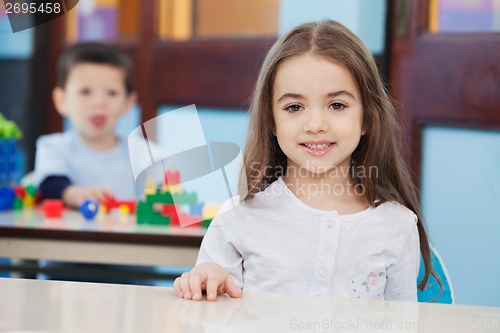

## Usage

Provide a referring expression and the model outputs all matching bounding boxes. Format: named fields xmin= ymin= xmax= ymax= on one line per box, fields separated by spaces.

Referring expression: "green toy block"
xmin=172 ymin=191 xmax=198 ymax=205
xmin=146 ymin=190 xmax=174 ymax=204
xmin=202 ymin=219 xmax=212 ymax=228
xmin=13 ymin=197 xmax=23 ymax=210
xmin=25 ymin=185 xmax=37 ymax=197
xmin=0 ymin=113 xmax=22 ymax=139
xmin=136 ymin=201 xmax=154 ymax=225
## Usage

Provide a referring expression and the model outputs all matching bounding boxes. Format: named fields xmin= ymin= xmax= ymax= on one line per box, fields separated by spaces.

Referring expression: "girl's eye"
xmin=107 ymin=90 xmax=118 ymax=97
xmin=330 ymin=102 xmax=346 ymax=111
xmin=285 ymin=104 xmax=303 ymax=113
xmin=80 ymin=88 xmax=91 ymax=95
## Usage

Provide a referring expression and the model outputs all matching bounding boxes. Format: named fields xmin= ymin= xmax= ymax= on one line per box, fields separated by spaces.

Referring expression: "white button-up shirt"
xmin=197 ymin=177 xmax=420 ymax=301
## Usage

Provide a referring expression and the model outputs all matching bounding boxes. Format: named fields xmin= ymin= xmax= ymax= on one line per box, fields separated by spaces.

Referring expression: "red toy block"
xmin=164 ymin=170 xmax=180 ymax=185
xmin=178 ymin=211 xmax=202 ymax=227
xmin=13 ymin=186 xmax=26 ymax=200
xmin=160 ymin=204 xmax=180 ymax=226
xmin=103 ymin=197 xmax=136 ymax=213
xmin=41 ymin=199 xmax=64 ymax=218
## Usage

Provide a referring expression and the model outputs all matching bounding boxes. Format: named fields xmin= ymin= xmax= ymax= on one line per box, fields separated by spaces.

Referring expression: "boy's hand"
xmin=174 ymin=262 xmax=242 ymax=301
xmin=62 ymin=185 xmax=114 ymax=208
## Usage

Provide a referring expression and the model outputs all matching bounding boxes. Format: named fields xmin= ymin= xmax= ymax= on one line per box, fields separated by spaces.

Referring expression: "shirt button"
xmin=320 ymin=269 xmax=327 ymax=278
xmin=323 ymin=242 xmax=332 ymax=250
xmin=328 ymin=220 xmax=336 ymax=228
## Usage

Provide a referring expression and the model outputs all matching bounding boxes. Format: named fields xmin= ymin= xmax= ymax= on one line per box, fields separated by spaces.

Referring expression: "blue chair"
xmin=0 ymin=257 xmax=11 ymax=278
xmin=417 ymin=246 xmax=454 ymax=303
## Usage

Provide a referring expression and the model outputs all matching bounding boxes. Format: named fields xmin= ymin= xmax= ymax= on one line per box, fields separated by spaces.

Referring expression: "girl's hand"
xmin=62 ymin=185 xmax=114 ymax=208
xmin=174 ymin=262 xmax=242 ymax=301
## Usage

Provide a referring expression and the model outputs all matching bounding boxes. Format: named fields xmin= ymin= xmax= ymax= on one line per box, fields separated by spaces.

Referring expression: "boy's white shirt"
xmin=197 ymin=177 xmax=420 ymax=301
xmin=34 ymin=130 xmax=160 ymax=199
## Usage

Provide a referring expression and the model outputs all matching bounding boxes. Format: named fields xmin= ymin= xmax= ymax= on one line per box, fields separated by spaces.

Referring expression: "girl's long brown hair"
xmin=240 ymin=20 xmax=440 ymax=294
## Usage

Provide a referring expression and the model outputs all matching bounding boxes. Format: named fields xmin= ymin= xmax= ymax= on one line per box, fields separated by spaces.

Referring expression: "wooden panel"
xmin=152 ymin=38 xmax=275 ymax=109
xmin=388 ymin=0 xmax=500 ymax=185
xmin=415 ymin=33 xmax=500 ymax=123
xmin=196 ymin=0 xmax=279 ymax=38
xmin=118 ymin=0 xmax=139 ymax=37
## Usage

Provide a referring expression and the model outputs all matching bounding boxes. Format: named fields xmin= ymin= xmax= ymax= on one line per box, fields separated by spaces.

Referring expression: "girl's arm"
xmin=385 ymin=221 xmax=420 ymax=301
xmin=175 ymin=199 xmax=245 ymax=301
xmin=174 ymin=262 xmax=242 ymax=301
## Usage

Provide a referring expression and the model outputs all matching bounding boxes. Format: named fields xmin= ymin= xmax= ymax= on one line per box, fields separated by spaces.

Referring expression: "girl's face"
xmin=272 ymin=53 xmax=364 ymax=176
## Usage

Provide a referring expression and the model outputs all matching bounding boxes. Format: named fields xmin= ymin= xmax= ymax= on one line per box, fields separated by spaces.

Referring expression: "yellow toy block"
xmin=202 ymin=203 xmax=221 ymax=220
xmin=118 ymin=204 xmax=130 ymax=215
xmin=23 ymin=195 xmax=34 ymax=208
xmin=169 ymin=184 xmax=182 ymax=194
xmin=144 ymin=178 xmax=156 ymax=195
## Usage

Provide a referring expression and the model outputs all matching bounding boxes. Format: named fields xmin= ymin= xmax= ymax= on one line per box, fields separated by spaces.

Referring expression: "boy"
xmin=33 ymin=42 xmax=155 ymax=285
xmin=34 ymin=42 xmax=138 ymax=207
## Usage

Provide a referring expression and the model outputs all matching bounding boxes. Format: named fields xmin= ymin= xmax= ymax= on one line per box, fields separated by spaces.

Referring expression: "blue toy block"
xmin=6 ymin=139 xmax=19 ymax=184
xmin=0 ymin=140 xmax=7 ymax=187
xmin=190 ymin=203 xmax=203 ymax=216
xmin=0 ymin=187 xmax=15 ymax=211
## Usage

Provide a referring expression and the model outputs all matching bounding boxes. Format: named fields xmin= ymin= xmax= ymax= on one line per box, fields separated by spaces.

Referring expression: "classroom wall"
xmin=0 ymin=13 xmax=34 ymax=177
xmin=279 ymin=0 xmax=386 ymax=54
xmin=421 ymin=126 xmax=500 ymax=307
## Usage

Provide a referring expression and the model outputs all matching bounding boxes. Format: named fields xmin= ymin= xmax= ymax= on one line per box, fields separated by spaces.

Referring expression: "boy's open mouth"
xmin=91 ymin=115 xmax=107 ymax=128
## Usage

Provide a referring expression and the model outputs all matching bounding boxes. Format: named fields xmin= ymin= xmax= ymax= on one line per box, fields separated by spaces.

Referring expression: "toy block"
xmin=190 ymin=203 xmax=203 ymax=216
xmin=159 ymin=204 xmax=180 ymax=226
xmin=118 ymin=204 xmax=130 ymax=215
xmin=164 ymin=170 xmax=180 ymax=185
xmin=147 ymin=189 xmax=174 ymax=204
xmin=136 ymin=201 xmax=151 ymax=225
xmin=178 ymin=211 xmax=202 ymax=227
xmin=168 ymin=184 xmax=182 ymax=194
xmin=202 ymin=219 xmax=212 ymax=228
xmin=144 ymin=178 xmax=156 ymax=195
xmin=25 ymin=185 xmax=37 ymax=197
xmin=13 ymin=186 xmax=26 ymax=200
xmin=0 ymin=187 xmax=15 ymax=211
xmin=13 ymin=197 xmax=23 ymax=210
xmin=202 ymin=203 xmax=221 ymax=220
xmin=23 ymin=195 xmax=34 ymax=208
xmin=0 ymin=114 xmax=22 ymax=186
xmin=102 ymin=197 xmax=136 ymax=214
xmin=41 ymin=199 xmax=64 ymax=218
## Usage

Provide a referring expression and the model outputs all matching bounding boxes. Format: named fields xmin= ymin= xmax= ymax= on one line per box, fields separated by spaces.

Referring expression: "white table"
xmin=0 ymin=209 xmax=204 ymax=269
xmin=0 ymin=277 xmax=499 ymax=332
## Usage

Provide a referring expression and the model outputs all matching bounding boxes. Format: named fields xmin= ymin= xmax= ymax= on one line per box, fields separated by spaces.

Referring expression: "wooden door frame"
xmin=388 ymin=0 xmax=500 ymax=187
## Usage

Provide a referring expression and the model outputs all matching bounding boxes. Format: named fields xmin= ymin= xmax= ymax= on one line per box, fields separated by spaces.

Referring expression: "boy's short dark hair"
xmin=57 ymin=42 xmax=134 ymax=94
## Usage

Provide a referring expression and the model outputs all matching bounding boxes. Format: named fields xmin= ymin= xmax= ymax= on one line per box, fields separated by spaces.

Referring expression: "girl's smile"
xmin=300 ymin=140 xmax=335 ymax=157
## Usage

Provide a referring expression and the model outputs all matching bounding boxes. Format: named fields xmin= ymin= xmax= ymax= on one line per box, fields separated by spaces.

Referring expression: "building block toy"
xmin=202 ymin=203 xmax=220 ymax=221
xmin=0 ymin=187 xmax=15 ymax=211
xmin=80 ymin=199 xmax=100 ymax=220
xmin=41 ymin=199 xmax=65 ymax=218
xmin=136 ymin=170 xmax=218 ymax=228
xmin=102 ymin=197 xmax=137 ymax=214
xmin=164 ymin=170 xmax=180 ymax=185
xmin=0 ymin=184 xmax=40 ymax=211
xmin=0 ymin=113 xmax=22 ymax=188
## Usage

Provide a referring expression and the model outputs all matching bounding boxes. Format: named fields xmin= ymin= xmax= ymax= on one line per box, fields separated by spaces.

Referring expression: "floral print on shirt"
xmin=352 ymin=256 xmax=387 ymax=300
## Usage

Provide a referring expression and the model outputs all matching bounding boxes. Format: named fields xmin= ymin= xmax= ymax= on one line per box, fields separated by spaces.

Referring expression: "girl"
xmin=174 ymin=20 xmax=437 ymax=302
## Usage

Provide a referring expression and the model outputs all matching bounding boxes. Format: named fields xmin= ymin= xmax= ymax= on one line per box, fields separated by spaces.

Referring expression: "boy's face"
xmin=53 ymin=63 xmax=135 ymax=145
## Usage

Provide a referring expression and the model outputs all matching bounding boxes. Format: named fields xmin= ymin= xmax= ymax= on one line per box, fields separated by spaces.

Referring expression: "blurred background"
xmin=0 ymin=0 xmax=499 ymax=307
